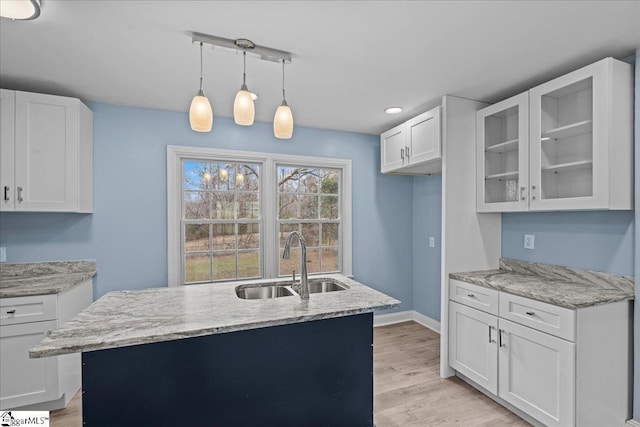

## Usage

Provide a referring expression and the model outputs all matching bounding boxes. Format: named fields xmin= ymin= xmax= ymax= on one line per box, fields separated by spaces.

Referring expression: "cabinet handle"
xmin=526 ymin=311 xmax=535 ymax=316
xmin=498 ymin=329 xmax=505 ymax=347
xmin=401 ymin=148 xmax=405 ymax=161
xmin=6 ymin=309 xmax=16 ymax=314
xmin=405 ymin=146 xmax=410 ymax=158
xmin=17 ymin=186 xmax=23 ymax=202
xmin=531 ymin=185 xmax=536 ymax=200
xmin=488 ymin=325 xmax=495 ymax=343
xmin=3 ymin=186 xmax=9 ymax=201
xmin=467 ymin=293 xmax=475 ymax=298
xmin=520 ymin=186 xmax=526 ymax=201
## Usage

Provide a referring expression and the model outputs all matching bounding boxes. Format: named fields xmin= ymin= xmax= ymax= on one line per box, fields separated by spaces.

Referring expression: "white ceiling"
xmin=1 ymin=1 xmax=639 ymax=135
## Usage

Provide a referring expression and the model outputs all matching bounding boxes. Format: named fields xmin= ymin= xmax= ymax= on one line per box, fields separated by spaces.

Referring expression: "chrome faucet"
xmin=282 ymin=231 xmax=309 ymax=300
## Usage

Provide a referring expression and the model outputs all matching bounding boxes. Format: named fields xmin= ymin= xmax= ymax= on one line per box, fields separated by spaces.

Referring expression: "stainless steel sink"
xmin=307 ymin=280 xmax=348 ymax=293
xmin=236 ymin=285 xmax=294 ymax=299
xmin=235 ymin=279 xmax=348 ymax=300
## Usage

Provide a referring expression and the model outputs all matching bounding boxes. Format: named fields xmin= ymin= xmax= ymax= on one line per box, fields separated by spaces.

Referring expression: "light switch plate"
xmin=429 ymin=237 xmax=435 ymax=248
xmin=524 ymin=234 xmax=535 ymax=250
xmin=0 ymin=247 xmax=6 ymax=262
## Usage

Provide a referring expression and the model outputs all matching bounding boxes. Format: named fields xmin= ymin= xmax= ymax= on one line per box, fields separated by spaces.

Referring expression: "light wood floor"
xmin=51 ymin=321 xmax=529 ymax=427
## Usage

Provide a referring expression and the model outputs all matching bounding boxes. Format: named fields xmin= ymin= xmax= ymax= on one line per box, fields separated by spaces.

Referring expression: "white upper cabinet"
xmin=477 ymin=57 xmax=633 ymax=212
xmin=0 ymin=89 xmax=15 ymax=212
xmin=381 ymin=106 xmax=441 ymax=175
xmin=1 ymin=90 xmax=93 ymax=212
xmin=477 ymin=92 xmax=529 ymax=212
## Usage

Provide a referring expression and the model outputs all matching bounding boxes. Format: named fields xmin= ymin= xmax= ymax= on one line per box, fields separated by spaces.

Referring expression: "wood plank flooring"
xmin=51 ymin=321 xmax=529 ymax=427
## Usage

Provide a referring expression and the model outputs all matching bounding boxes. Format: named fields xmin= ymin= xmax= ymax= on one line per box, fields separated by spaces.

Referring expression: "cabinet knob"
xmin=467 ymin=293 xmax=475 ymax=298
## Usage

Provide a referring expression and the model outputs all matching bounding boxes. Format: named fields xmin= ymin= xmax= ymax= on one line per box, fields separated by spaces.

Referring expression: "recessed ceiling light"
xmin=0 ymin=0 xmax=41 ymax=20
xmin=385 ymin=106 xmax=403 ymax=114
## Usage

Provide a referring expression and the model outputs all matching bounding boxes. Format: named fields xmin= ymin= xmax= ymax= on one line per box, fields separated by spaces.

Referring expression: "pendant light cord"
xmin=242 ymin=50 xmax=247 ymax=87
xmin=281 ymin=59 xmax=286 ymax=102
xmin=199 ymin=42 xmax=204 ymax=92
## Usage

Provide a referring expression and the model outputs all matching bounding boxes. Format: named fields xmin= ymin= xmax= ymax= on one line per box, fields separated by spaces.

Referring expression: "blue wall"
xmin=502 ymin=211 xmax=634 ymax=275
xmin=412 ymin=175 xmax=442 ymax=320
xmin=0 ymin=103 xmax=415 ymax=311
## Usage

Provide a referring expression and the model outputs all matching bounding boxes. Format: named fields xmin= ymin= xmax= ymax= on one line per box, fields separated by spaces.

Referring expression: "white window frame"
xmin=167 ymin=145 xmax=352 ymax=287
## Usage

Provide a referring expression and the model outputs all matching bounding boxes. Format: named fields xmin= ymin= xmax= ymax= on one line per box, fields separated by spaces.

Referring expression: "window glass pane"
xmin=211 ymin=192 xmax=235 ymax=220
xmin=238 ymin=251 xmax=260 ymax=278
xmin=321 ymin=223 xmax=339 ymax=246
xmin=185 ymin=253 xmax=211 ymax=283
xmin=320 ymin=195 xmax=339 ymax=219
xmin=238 ymin=224 xmax=260 ymax=250
xmin=213 ymin=252 xmax=236 ymax=280
xmin=185 ymin=224 xmax=210 ymax=251
xmin=321 ymin=248 xmax=339 ymax=272
xmin=213 ymin=224 xmax=236 ymax=251
xmin=300 ymin=195 xmax=318 ymax=219
xmin=306 ymin=248 xmax=320 ymax=274
xmin=183 ymin=161 xmax=211 ymax=191
xmin=301 ymin=223 xmax=319 ymax=247
xmin=237 ymin=193 xmax=259 ymax=219
xmin=278 ymin=167 xmax=299 ymax=193
xmin=236 ymin=164 xmax=260 ymax=192
xmin=279 ymin=194 xmax=298 ymax=219
xmin=320 ymin=170 xmax=339 ymax=194
xmin=184 ymin=191 xmax=209 ymax=219
xmin=279 ymin=223 xmax=298 ymax=247
xmin=279 ymin=248 xmax=300 ymax=276
xmin=212 ymin=163 xmax=234 ymax=190
xmin=299 ymin=168 xmax=320 ymax=193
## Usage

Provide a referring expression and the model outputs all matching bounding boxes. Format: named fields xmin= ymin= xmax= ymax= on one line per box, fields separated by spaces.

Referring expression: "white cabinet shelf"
xmin=0 ymin=89 xmax=93 ymax=213
xmin=542 ymin=119 xmax=593 ymax=140
xmin=477 ymin=57 xmax=633 ymax=212
xmin=448 ymin=279 xmax=632 ymax=426
xmin=380 ymin=106 xmax=441 ymax=175
xmin=485 ymin=171 xmax=519 ymax=180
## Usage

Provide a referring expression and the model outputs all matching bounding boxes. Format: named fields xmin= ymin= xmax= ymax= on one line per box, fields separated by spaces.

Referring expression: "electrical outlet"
xmin=429 ymin=237 xmax=435 ymax=248
xmin=524 ymin=234 xmax=535 ymax=250
xmin=0 ymin=247 xmax=6 ymax=262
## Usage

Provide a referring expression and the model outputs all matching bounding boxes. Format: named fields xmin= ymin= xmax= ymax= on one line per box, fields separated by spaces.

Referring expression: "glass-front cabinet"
xmin=476 ymin=93 xmax=529 ymax=212
xmin=477 ymin=57 xmax=633 ymax=213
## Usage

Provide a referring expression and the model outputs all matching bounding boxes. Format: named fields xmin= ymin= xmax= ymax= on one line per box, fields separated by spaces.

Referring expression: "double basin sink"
xmin=236 ymin=279 xmax=348 ymax=300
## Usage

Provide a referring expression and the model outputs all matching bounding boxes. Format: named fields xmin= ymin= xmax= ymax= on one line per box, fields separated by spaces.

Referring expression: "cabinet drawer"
xmin=0 ymin=294 xmax=57 ymax=326
xmin=449 ymin=280 xmax=499 ymax=315
xmin=499 ymin=293 xmax=575 ymax=341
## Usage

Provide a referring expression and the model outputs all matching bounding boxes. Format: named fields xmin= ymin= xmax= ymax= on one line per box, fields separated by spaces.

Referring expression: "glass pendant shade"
xmin=0 ymin=0 xmax=40 ymax=20
xmin=274 ymin=103 xmax=294 ymax=139
xmin=233 ymin=86 xmax=255 ymax=126
xmin=189 ymin=91 xmax=213 ymax=132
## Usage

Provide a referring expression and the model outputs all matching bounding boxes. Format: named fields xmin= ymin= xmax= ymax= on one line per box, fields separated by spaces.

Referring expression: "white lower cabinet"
xmin=449 ymin=280 xmax=631 ymax=427
xmin=0 ymin=280 xmax=93 ymax=410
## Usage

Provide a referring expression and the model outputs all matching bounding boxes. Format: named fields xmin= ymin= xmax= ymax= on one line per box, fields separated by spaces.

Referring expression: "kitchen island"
xmin=30 ymin=274 xmax=399 ymax=427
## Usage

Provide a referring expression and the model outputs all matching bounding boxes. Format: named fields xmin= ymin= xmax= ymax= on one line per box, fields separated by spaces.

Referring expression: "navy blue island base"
xmin=81 ymin=313 xmax=374 ymax=427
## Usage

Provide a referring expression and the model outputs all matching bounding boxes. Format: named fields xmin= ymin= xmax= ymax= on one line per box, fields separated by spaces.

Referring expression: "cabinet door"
xmin=476 ymin=93 xmax=529 ymax=212
xmin=529 ymin=59 xmax=607 ymax=210
xmin=14 ymin=91 xmax=79 ymax=211
xmin=406 ymin=106 xmax=440 ymax=166
xmin=498 ymin=318 xmax=575 ymax=427
xmin=0 ymin=320 xmax=59 ymax=409
xmin=0 ymin=89 xmax=15 ymax=212
xmin=449 ymin=301 xmax=498 ymax=394
xmin=380 ymin=124 xmax=406 ymax=173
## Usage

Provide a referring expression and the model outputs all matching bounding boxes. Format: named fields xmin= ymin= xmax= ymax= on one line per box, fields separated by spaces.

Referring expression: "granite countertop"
xmin=450 ymin=258 xmax=634 ymax=310
xmin=0 ymin=261 xmax=97 ymax=298
xmin=30 ymin=274 xmax=399 ymax=358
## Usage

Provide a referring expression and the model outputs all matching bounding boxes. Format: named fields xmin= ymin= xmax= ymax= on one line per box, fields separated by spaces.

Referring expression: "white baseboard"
xmin=627 ymin=418 xmax=640 ymax=427
xmin=374 ymin=310 xmax=440 ymax=333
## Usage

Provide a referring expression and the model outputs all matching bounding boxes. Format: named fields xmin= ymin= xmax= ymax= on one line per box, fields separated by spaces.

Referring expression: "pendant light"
xmin=189 ymin=42 xmax=213 ymax=132
xmin=0 ymin=0 xmax=40 ymax=20
xmin=233 ymin=49 xmax=255 ymax=126
xmin=274 ymin=59 xmax=294 ymax=139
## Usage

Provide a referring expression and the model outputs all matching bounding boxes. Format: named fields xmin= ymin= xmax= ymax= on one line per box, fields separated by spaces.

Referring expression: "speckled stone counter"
xmin=0 ymin=260 xmax=97 ymax=298
xmin=450 ymin=258 xmax=634 ymax=309
xmin=30 ymin=274 xmax=399 ymax=358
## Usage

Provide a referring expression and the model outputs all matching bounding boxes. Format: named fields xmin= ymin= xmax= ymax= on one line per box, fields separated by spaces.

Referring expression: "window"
xmin=167 ymin=146 xmax=352 ymax=286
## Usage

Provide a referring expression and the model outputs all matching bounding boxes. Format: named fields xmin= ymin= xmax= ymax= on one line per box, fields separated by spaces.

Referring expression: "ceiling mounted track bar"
xmin=191 ymin=32 xmax=293 ymax=63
